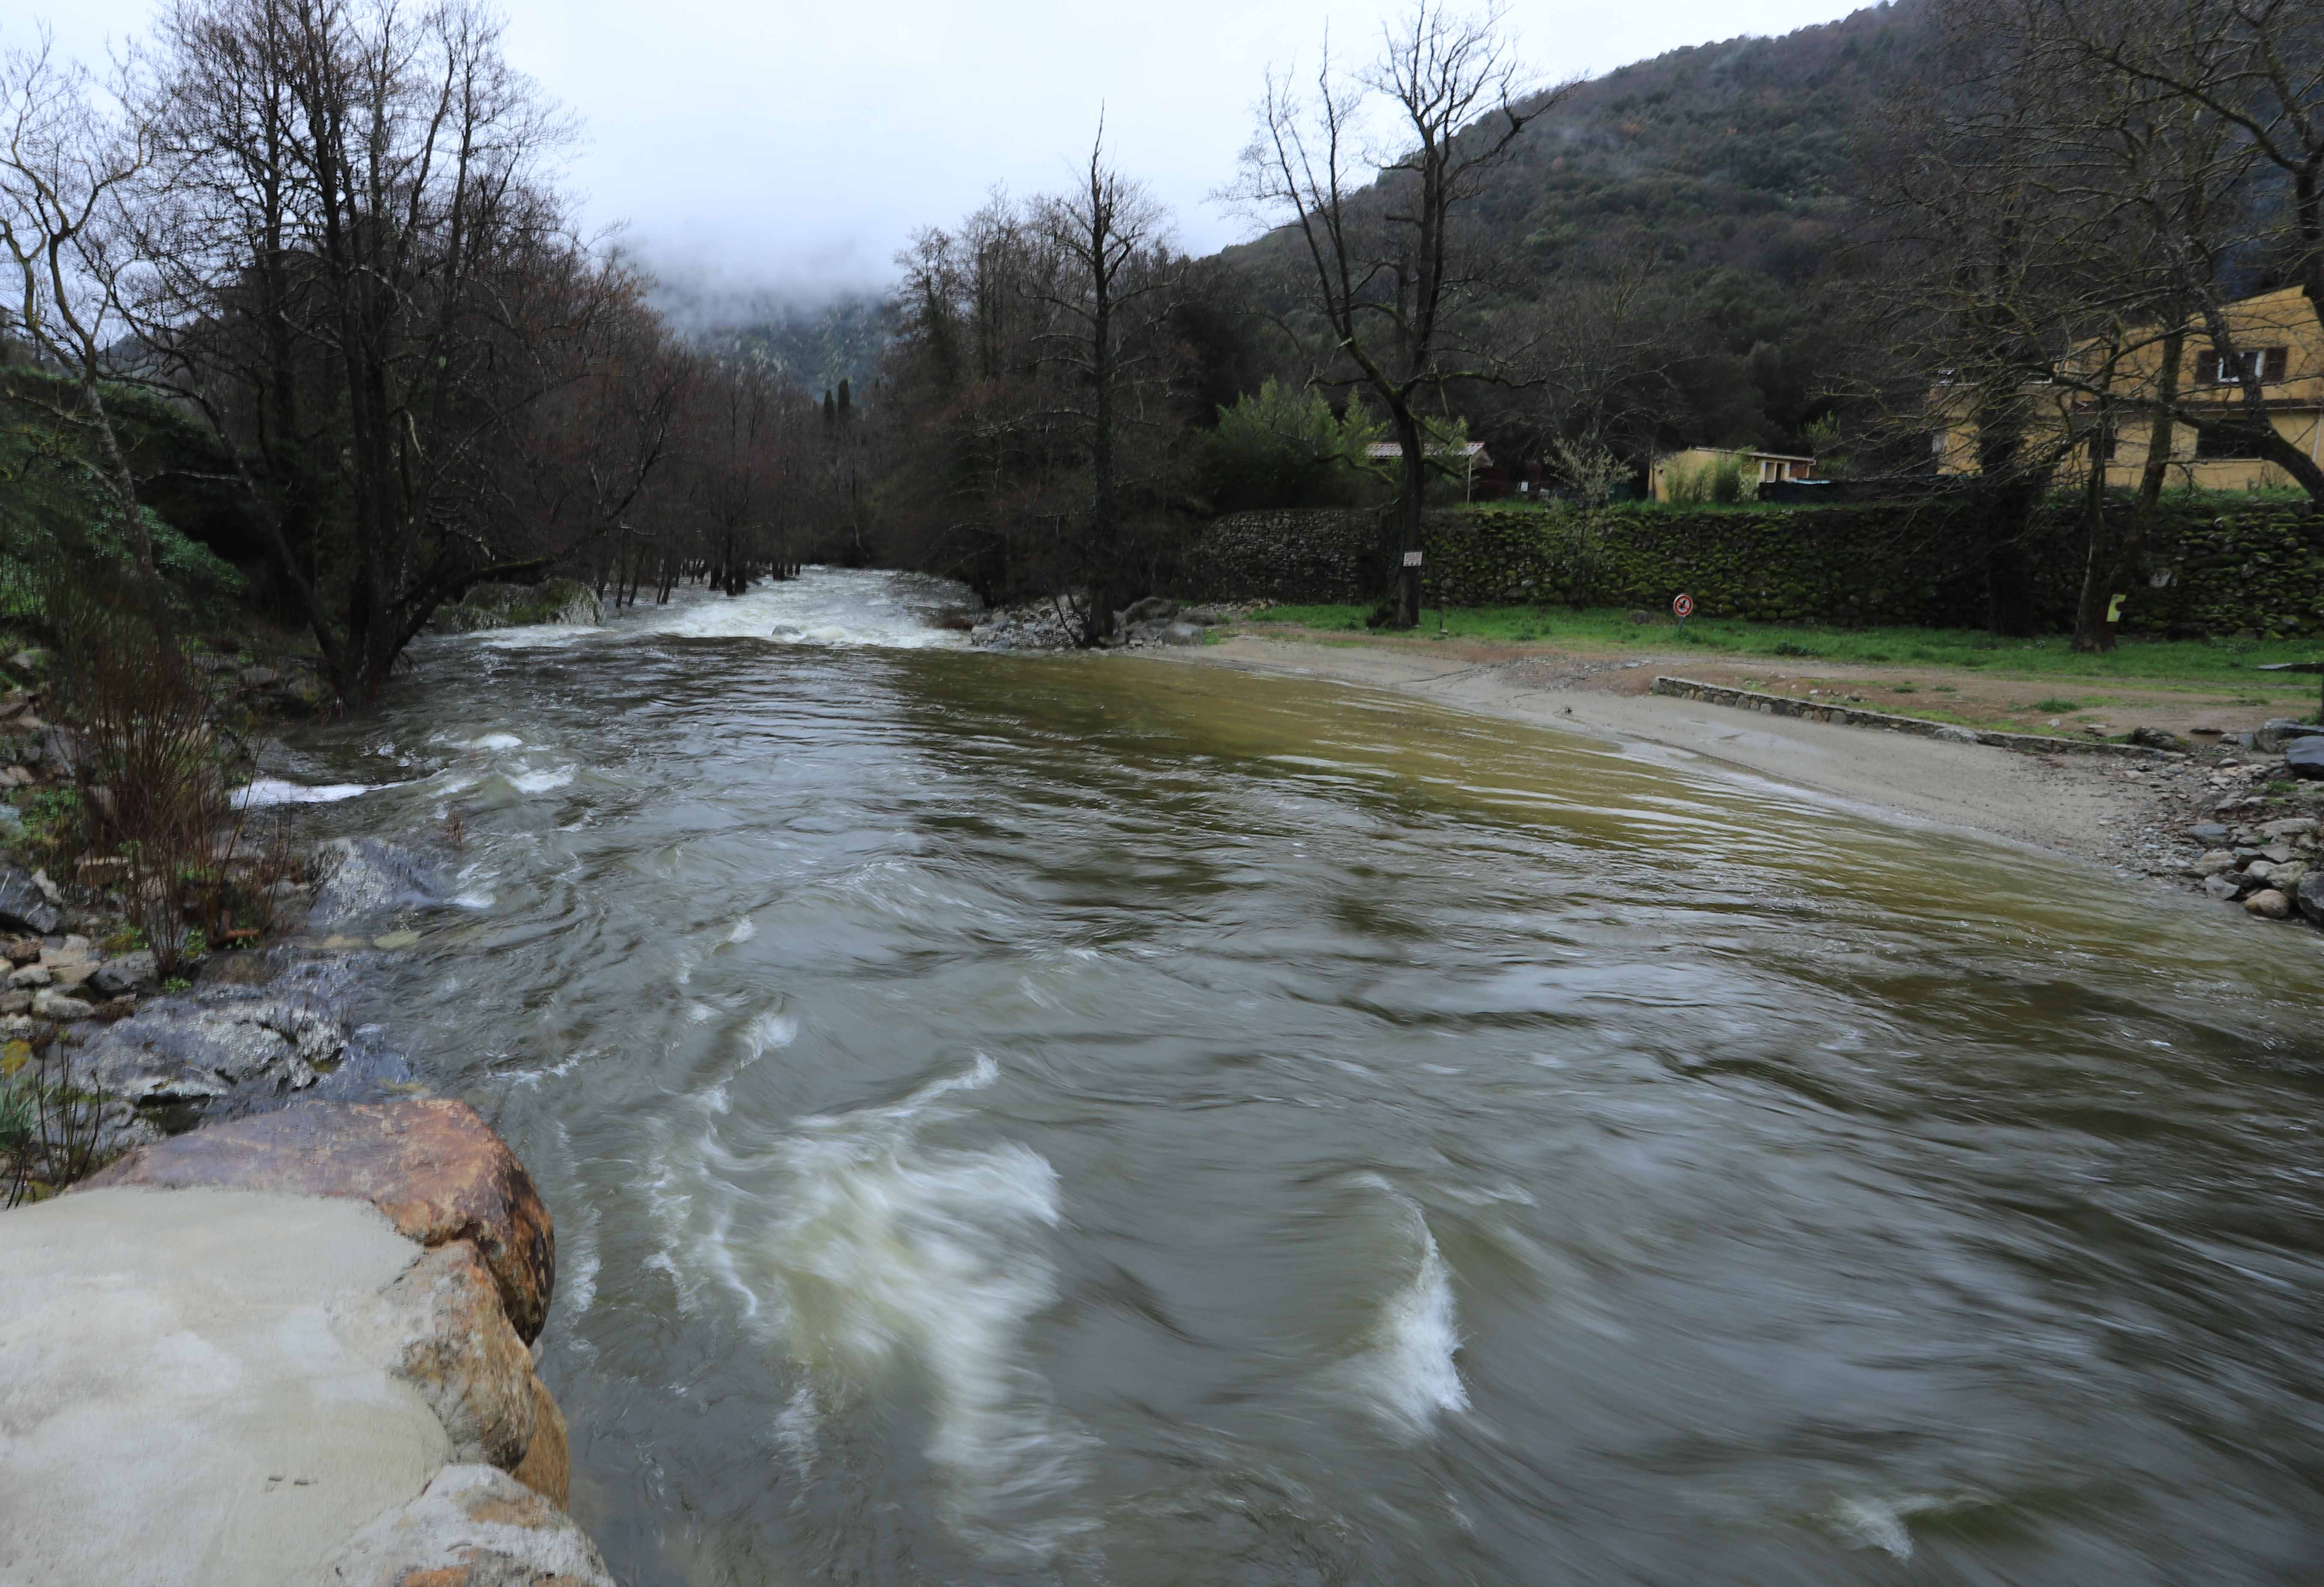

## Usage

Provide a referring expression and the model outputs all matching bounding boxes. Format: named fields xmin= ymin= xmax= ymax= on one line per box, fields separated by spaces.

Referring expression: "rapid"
xmin=273 ymin=569 xmax=2324 ymax=1586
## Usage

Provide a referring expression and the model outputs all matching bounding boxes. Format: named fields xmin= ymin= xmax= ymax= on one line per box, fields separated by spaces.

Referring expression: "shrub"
xmin=1200 ymin=381 xmax=1384 ymax=512
xmin=3 ymin=1044 xmax=114 ymax=1207
xmin=46 ymin=574 xmax=246 ymax=976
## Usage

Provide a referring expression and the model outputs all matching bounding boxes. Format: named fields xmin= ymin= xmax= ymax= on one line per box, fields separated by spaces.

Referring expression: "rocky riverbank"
xmin=1 ymin=609 xmax=625 ymax=1581
xmin=969 ymin=593 xmax=1255 ymax=652
xmin=1 ymin=835 xmax=626 ymax=1584
xmin=3 ymin=1098 xmax=612 ymax=1586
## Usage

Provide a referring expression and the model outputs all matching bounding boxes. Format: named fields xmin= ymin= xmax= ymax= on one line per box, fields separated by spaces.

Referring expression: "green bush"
xmin=1199 ymin=381 xmax=1383 ymax=512
xmin=0 ymin=418 xmax=247 ymax=629
xmin=431 ymin=578 xmax=603 ymax=632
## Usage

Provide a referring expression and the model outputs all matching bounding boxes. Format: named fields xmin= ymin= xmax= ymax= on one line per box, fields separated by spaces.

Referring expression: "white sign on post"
xmin=1403 ymin=551 xmax=1424 ymax=568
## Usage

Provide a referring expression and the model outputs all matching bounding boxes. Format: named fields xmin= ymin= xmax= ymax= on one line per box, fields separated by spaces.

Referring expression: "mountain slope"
xmin=1230 ymin=0 xmax=1938 ymax=460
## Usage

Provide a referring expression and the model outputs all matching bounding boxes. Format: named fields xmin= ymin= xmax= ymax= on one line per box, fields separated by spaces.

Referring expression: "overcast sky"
xmin=25 ymin=0 xmax=1869 ymax=302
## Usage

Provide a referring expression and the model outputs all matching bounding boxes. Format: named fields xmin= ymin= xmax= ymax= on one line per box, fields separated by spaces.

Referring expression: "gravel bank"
xmin=1133 ymin=635 xmax=2324 ymax=914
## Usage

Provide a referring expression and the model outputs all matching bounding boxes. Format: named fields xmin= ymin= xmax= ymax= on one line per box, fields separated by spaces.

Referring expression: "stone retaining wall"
xmin=1181 ymin=500 xmax=2324 ymax=637
xmin=1650 ymin=676 xmax=2170 ymax=759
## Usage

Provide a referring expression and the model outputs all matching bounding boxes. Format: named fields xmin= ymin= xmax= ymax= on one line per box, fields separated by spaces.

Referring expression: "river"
xmin=275 ymin=569 xmax=2324 ymax=1586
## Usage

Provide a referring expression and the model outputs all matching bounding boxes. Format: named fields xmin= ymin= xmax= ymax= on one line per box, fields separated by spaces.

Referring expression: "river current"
xmin=276 ymin=569 xmax=2324 ymax=1586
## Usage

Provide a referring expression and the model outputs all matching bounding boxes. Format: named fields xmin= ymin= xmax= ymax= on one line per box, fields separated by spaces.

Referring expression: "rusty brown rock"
xmin=309 ymin=1463 xmax=615 ymax=1587
xmin=80 ymin=1097 xmax=555 ymax=1341
xmin=338 ymin=1240 xmax=539 ymax=1469
xmin=509 ymin=1373 xmax=571 ymax=1509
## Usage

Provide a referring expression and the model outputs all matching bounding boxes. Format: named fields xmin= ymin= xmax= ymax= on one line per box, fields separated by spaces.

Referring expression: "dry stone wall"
xmin=1183 ymin=500 xmax=2324 ymax=637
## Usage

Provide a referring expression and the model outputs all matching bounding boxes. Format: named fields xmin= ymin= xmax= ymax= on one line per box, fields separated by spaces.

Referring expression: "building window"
xmin=2208 ymin=346 xmax=2289 ymax=385
xmin=2195 ymin=422 xmax=2272 ymax=460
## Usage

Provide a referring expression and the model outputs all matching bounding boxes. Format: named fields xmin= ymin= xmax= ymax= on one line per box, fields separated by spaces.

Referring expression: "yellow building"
xmin=1933 ymin=286 xmax=2324 ymax=490
xmin=1649 ymin=446 xmax=1816 ymax=501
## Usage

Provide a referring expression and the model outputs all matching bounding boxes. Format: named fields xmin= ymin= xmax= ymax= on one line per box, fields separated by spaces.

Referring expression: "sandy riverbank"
xmin=1134 ymin=633 xmax=2238 ymax=880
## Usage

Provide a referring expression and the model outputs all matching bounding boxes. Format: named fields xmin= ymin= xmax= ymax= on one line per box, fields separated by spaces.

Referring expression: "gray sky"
xmin=27 ymin=0 xmax=1870 ymax=302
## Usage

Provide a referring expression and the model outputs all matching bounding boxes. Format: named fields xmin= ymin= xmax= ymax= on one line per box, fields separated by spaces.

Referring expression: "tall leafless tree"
xmin=1039 ymin=125 xmax=1173 ymax=639
xmin=132 ymin=0 xmax=614 ymax=703
xmin=0 ymin=33 xmax=173 ymax=633
xmin=1234 ymin=2 xmax=1567 ymax=627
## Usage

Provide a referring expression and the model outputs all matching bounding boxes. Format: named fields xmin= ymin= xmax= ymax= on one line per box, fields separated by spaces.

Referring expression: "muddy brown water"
xmin=275 ymin=570 xmax=2324 ymax=1586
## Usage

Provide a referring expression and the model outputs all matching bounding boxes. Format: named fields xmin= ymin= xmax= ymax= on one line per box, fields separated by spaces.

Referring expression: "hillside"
xmin=1497 ymin=0 xmax=1926 ymax=285
xmin=1230 ymin=0 xmax=1938 ymax=464
xmin=648 ymin=282 xmax=896 ymax=399
xmin=683 ymin=3 xmax=1938 ymax=465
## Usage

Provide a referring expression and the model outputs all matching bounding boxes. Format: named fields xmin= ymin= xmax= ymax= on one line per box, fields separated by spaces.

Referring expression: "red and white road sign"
xmin=1672 ymin=593 xmax=1695 ymax=618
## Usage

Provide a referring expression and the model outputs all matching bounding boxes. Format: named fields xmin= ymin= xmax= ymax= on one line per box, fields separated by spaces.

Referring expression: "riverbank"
xmin=3 ymin=1099 xmax=610 ymax=1586
xmin=0 ymin=606 xmax=625 ymax=1582
xmin=1134 ymin=632 xmax=2324 ymax=907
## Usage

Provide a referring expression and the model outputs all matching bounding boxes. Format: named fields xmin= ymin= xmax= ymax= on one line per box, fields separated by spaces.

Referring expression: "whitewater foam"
xmin=743 ymin=1009 xmax=799 ymax=1056
xmin=763 ymin=1056 xmax=1091 ymax=1560
xmin=233 ymin=778 xmax=383 ymax=808
xmin=506 ymin=766 xmax=575 ymax=794
xmin=611 ymin=567 xmax=971 ymax=649
xmin=1343 ymin=1178 xmax=1468 ymax=1437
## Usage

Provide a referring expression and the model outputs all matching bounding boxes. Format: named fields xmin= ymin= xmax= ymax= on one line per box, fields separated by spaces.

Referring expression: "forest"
xmin=2 ymin=0 xmax=2319 ymax=687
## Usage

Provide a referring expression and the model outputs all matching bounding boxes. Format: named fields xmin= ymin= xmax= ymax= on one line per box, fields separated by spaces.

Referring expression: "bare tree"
xmin=134 ymin=0 xmax=605 ymax=704
xmin=1038 ymin=123 xmax=1172 ymax=640
xmin=1234 ymin=2 xmax=1568 ymax=627
xmin=0 ymin=33 xmax=171 ymax=632
xmin=2050 ymin=0 xmax=2324 ymax=503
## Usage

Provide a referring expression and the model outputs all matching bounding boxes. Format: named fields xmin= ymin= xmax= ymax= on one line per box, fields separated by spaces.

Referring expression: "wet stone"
xmin=312 ymin=1464 xmax=614 ymax=1587
xmin=2245 ymin=888 xmax=2294 ymax=919
xmin=81 ymin=1097 xmax=557 ymax=1342
xmin=72 ymin=986 xmax=345 ymax=1105
xmin=0 ymin=865 xmax=62 ymax=936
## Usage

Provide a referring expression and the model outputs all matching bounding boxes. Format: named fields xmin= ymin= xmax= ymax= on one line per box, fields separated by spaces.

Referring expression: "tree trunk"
xmin=2070 ymin=407 xmax=2117 ymax=653
xmin=1971 ymin=387 xmax=2041 ymax=638
xmin=1389 ymin=406 xmax=1425 ymax=629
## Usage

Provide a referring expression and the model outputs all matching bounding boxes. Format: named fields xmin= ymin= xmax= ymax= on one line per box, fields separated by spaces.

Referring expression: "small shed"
xmin=1650 ymin=447 xmax=1816 ymax=501
xmin=1366 ymin=440 xmax=1495 ymax=500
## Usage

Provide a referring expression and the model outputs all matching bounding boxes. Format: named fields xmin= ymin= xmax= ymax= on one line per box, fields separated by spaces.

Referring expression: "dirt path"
xmin=1133 ymin=633 xmax=2282 ymax=886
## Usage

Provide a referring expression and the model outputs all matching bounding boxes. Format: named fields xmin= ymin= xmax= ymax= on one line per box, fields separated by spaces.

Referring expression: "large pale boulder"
xmin=0 ymin=1187 xmax=452 ymax=1587
xmin=0 ymin=863 xmax=61 ymax=934
xmin=305 ymin=1464 xmax=615 ymax=1587
xmin=81 ymin=1097 xmax=556 ymax=1341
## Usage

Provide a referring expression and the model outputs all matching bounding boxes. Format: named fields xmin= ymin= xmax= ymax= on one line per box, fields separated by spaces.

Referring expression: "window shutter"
xmin=2264 ymin=347 xmax=2288 ymax=382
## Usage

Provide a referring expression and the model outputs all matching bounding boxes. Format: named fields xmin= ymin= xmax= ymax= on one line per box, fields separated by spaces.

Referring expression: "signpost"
xmin=1672 ymin=592 xmax=1694 ymax=633
xmin=2257 ymin=660 xmax=2324 ymax=724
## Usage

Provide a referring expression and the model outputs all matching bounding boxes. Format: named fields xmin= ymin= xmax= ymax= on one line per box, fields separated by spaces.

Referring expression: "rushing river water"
xmin=276 ymin=569 xmax=2324 ymax=1586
